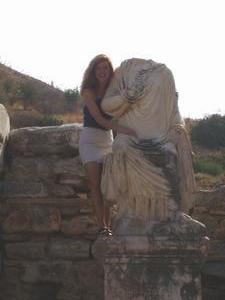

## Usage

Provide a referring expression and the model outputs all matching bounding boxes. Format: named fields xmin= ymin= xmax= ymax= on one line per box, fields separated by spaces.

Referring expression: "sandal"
xmin=106 ymin=228 xmax=113 ymax=236
xmin=98 ymin=227 xmax=112 ymax=237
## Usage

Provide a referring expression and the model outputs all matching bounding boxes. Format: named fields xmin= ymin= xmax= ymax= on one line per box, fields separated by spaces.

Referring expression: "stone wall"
xmin=192 ymin=187 xmax=225 ymax=300
xmin=0 ymin=124 xmax=225 ymax=299
xmin=0 ymin=125 xmax=103 ymax=300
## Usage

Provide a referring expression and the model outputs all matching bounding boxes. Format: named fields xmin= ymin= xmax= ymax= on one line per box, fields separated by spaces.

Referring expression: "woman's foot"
xmin=106 ymin=228 xmax=113 ymax=236
xmin=98 ymin=227 xmax=112 ymax=237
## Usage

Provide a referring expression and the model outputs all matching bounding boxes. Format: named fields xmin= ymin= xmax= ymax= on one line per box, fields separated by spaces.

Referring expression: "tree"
xmin=64 ymin=87 xmax=80 ymax=112
xmin=191 ymin=114 xmax=225 ymax=149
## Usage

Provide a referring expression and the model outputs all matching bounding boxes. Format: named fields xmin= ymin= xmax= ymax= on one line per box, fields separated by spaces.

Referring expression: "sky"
xmin=0 ymin=0 xmax=225 ymax=118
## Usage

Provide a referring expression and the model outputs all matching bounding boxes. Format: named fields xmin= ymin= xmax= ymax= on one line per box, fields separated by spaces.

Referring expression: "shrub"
xmin=193 ymin=158 xmax=224 ymax=176
xmin=10 ymin=110 xmax=63 ymax=128
xmin=191 ymin=114 xmax=225 ymax=149
xmin=64 ymin=87 xmax=80 ymax=111
xmin=38 ymin=115 xmax=63 ymax=127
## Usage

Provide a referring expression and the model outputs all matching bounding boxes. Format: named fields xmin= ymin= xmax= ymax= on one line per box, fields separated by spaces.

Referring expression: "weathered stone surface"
xmin=94 ymin=235 xmax=206 ymax=299
xmin=7 ymin=124 xmax=81 ymax=157
xmin=57 ymin=261 xmax=104 ymax=300
xmin=1 ymin=181 xmax=48 ymax=198
xmin=206 ymin=240 xmax=225 ymax=259
xmin=94 ymin=211 xmax=207 ymax=300
xmin=47 ymin=184 xmax=76 ymax=197
xmin=1 ymin=259 xmax=103 ymax=300
xmin=48 ymin=238 xmax=91 ymax=259
xmin=2 ymin=210 xmax=32 ymax=233
xmin=0 ymin=124 xmax=103 ymax=300
xmin=209 ymin=209 xmax=225 ymax=216
xmin=4 ymin=157 xmax=52 ymax=180
xmin=2 ymin=123 xmax=225 ymax=300
xmin=104 ymin=261 xmax=201 ymax=300
xmin=203 ymin=262 xmax=225 ymax=278
xmin=2 ymin=197 xmax=84 ymax=210
xmin=0 ymin=251 xmax=2 ymax=274
xmin=5 ymin=242 xmax=46 ymax=259
xmin=0 ymin=197 xmax=91 ymax=221
xmin=189 ymin=214 xmax=218 ymax=236
xmin=1 ymin=233 xmax=32 ymax=243
xmin=61 ymin=215 xmax=98 ymax=236
xmin=195 ymin=187 xmax=225 ymax=208
xmin=192 ymin=187 xmax=225 ymax=241
xmin=191 ymin=187 xmax=225 ymax=299
xmin=2 ymin=208 xmax=61 ymax=233
xmin=54 ymin=156 xmax=87 ymax=192
xmin=54 ymin=156 xmax=84 ymax=176
xmin=21 ymin=261 xmax=73 ymax=283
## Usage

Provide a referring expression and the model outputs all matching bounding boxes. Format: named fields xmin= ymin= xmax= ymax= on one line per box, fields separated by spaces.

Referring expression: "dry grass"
xmin=57 ymin=112 xmax=83 ymax=124
xmin=195 ymin=173 xmax=225 ymax=190
xmin=193 ymin=144 xmax=225 ymax=189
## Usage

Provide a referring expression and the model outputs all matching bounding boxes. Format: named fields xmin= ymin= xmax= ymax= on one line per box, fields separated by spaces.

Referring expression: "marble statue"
xmin=0 ymin=104 xmax=10 ymax=173
xmin=94 ymin=59 xmax=207 ymax=300
xmin=100 ymin=58 xmax=196 ymax=224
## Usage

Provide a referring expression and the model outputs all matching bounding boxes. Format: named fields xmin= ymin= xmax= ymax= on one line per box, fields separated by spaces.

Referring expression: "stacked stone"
xmin=192 ymin=187 xmax=225 ymax=300
xmin=0 ymin=125 xmax=103 ymax=300
xmin=0 ymin=121 xmax=224 ymax=300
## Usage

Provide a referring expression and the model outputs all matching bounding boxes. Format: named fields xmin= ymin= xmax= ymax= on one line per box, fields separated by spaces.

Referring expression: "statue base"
xmin=93 ymin=213 xmax=208 ymax=300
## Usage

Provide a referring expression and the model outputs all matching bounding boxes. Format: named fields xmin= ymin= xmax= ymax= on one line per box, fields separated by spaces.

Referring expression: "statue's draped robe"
xmin=101 ymin=59 xmax=195 ymax=221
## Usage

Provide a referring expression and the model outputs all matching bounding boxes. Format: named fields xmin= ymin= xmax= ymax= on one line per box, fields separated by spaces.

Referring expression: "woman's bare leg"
xmin=85 ymin=161 xmax=106 ymax=229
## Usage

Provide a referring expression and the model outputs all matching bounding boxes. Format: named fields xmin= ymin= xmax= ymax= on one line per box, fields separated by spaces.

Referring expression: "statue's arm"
xmin=101 ymin=95 xmax=131 ymax=118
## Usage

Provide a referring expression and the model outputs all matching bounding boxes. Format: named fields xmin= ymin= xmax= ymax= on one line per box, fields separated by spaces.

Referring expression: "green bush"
xmin=38 ymin=115 xmax=63 ymax=127
xmin=191 ymin=114 xmax=225 ymax=149
xmin=193 ymin=159 xmax=224 ymax=176
xmin=64 ymin=87 xmax=80 ymax=111
xmin=11 ymin=111 xmax=63 ymax=128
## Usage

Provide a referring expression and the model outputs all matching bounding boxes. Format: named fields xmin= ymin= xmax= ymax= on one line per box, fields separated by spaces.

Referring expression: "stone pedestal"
xmin=94 ymin=213 xmax=208 ymax=300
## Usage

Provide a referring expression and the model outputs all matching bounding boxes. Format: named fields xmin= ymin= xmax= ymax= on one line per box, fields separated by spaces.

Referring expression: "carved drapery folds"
xmin=101 ymin=59 xmax=196 ymax=223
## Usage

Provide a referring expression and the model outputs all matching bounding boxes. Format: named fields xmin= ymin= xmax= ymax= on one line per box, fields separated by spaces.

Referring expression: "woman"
xmin=79 ymin=54 xmax=136 ymax=235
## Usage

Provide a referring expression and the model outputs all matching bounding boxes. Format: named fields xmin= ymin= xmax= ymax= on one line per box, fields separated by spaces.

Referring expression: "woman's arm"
xmin=82 ymin=89 xmax=137 ymax=137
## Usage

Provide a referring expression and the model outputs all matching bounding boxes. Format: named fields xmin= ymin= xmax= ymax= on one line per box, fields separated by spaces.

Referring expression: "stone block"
xmin=61 ymin=215 xmax=98 ymax=236
xmin=203 ymin=262 xmax=225 ymax=278
xmin=2 ymin=208 xmax=61 ymax=233
xmin=4 ymin=157 xmax=51 ymax=181
xmin=1 ymin=181 xmax=48 ymax=198
xmin=57 ymin=261 xmax=104 ymax=300
xmin=207 ymin=240 xmax=225 ymax=259
xmin=21 ymin=261 xmax=73 ymax=284
xmin=5 ymin=242 xmax=46 ymax=260
xmin=2 ymin=210 xmax=32 ymax=233
xmin=0 ymin=251 xmax=2 ymax=274
xmin=48 ymin=238 xmax=91 ymax=259
xmin=7 ymin=125 xmax=81 ymax=157
xmin=47 ymin=184 xmax=76 ymax=197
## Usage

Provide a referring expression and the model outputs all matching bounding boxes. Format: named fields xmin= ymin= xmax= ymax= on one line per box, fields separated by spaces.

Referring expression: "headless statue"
xmin=100 ymin=58 xmax=195 ymax=224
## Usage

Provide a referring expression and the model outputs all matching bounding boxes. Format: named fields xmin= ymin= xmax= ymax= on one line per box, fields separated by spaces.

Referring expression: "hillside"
xmin=0 ymin=63 xmax=224 ymax=190
xmin=0 ymin=62 xmax=68 ymax=114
